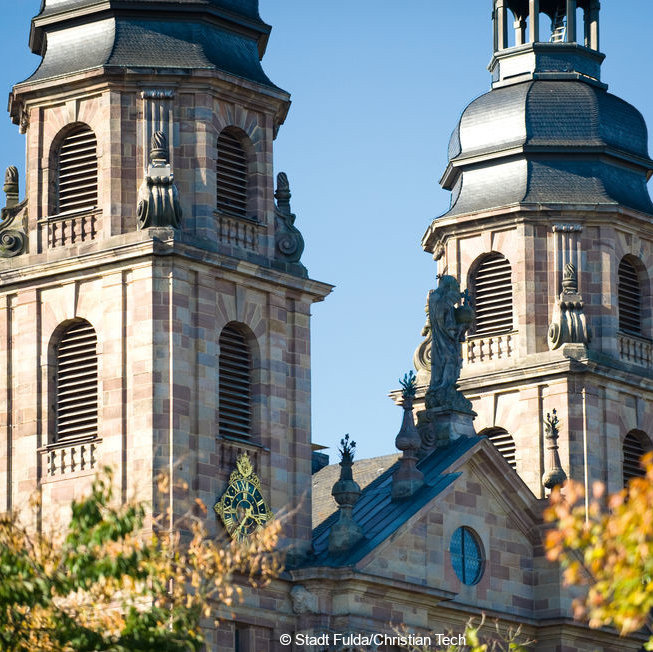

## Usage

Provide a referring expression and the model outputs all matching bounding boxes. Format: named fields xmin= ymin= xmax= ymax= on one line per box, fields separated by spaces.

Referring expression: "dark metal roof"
xmin=308 ymin=436 xmax=480 ymax=567
xmin=312 ymin=453 xmax=400 ymax=529
xmin=37 ymin=0 xmax=262 ymax=21
xmin=441 ymin=80 xmax=653 ymax=217
xmin=24 ymin=0 xmax=276 ymax=88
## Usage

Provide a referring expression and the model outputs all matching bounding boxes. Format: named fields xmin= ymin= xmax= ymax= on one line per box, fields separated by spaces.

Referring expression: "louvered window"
xmin=219 ymin=325 xmax=251 ymax=439
xmin=482 ymin=427 xmax=516 ymax=470
xmin=217 ymin=129 xmax=248 ymax=218
xmin=623 ymin=431 xmax=649 ymax=486
xmin=57 ymin=126 xmax=98 ymax=214
xmin=472 ymin=254 xmax=513 ymax=334
xmin=618 ymin=258 xmax=642 ymax=335
xmin=55 ymin=320 xmax=98 ymax=441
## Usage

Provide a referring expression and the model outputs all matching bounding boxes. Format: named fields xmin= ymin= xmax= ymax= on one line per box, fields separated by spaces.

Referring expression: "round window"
xmin=450 ymin=526 xmax=484 ymax=585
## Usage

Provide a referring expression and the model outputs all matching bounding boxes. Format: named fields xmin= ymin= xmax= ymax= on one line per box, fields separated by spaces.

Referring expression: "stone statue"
xmin=425 ymin=275 xmax=474 ymax=411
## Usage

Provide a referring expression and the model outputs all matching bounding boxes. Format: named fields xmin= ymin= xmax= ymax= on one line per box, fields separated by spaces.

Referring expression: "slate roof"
xmin=441 ymin=80 xmax=653 ymax=217
xmin=312 ymin=453 xmax=400 ymax=529
xmin=37 ymin=0 xmax=262 ymax=21
xmin=308 ymin=436 xmax=480 ymax=567
xmin=24 ymin=0 xmax=276 ymax=88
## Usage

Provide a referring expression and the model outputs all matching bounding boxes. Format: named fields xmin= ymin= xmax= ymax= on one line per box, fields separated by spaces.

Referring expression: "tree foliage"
xmin=0 ymin=468 xmax=281 ymax=651
xmin=545 ymin=452 xmax=653 ymax=648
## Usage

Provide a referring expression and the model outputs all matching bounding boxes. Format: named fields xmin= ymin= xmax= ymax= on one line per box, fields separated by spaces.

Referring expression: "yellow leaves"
xmin=544 ymin=455 xmax=653 ymax=645
xmin=1 ymin=467 xmax=283 ymax=650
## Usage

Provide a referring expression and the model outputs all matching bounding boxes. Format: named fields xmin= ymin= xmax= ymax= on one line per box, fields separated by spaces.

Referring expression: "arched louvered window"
xmin=217 ymin=129 xmax=248 ymax=218
xmin=55 ymin=320 xmax=98 ymax=441
xmin=219 ymin=325 xmax=252 ymax=439
xmin=481 ymin=427 xmax=516 ymax=470
xmin=623 ymin=431 xmax=650 ymax=486
xmin=57 ymin=125 xmax=98 ymax=214
xmin=471 ymin=253 xmax=513 ymax=335
xmin=618 ymin=257 xmax=642 ymax=335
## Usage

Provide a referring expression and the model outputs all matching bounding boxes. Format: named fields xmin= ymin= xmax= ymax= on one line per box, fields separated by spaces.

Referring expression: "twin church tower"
xmin=0 ymin=1 xmax=651 ymax=648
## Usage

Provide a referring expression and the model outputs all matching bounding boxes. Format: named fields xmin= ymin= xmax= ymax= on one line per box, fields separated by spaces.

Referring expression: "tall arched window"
xmin=470 ymin=253 xmax=513 ymax=335
xmin=217 ymin=128 xmax=249 ymax=218
xmin=219 ymin=325 xmax=252 ymax=439
xmin=57 ymin=125 xmax=98 ymax=214
xmin=55 ymin=320 xmax=98 ymax=441
xmin=618 ymin=257 xmax=642 ymax=335
xmin=480 ymin=427 xmax=516 ymax=470
xmin=623 ymin=430 xmax=651 ymax=487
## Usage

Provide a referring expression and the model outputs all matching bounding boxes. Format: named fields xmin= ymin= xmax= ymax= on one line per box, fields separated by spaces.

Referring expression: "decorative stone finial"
xmin=328 ymin=435 xmax=364 ymax=554
xmin=0 ymin=166 xmax=27 ymax=258
xmin=274 ymin=172 xmax=305 ymax=265
xmin=3 ymin=167 xmax=19 ymax=207
xmin=137 ymin=131 xmax=182 ymax=229
xmin=542 ymin=409 xmax=567 ymax=491
xmin=149 ymin=130 xmax=170 ymax=164
xmin=392 ymin=372 xmax=424 ymax=500
xmin=548 ymin=263 xmax=591 ymax=350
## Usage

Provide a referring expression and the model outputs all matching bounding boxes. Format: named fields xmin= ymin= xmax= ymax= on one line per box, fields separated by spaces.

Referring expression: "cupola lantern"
xmin=491 ymin=0 xmax=603 ymax=88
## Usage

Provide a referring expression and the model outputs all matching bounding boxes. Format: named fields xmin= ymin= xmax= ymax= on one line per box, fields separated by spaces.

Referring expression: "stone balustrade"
xmin=618 ymin=331 xmax=652 ymax=369
xmin=41 ymin=210 xmax=101 ymax=249
xmin=40 ymin=439 xmax=100 ymax=480
xmin=216 ymin=212 xmax=260 ymax=252
xmin=463 ymin=331 xmax=516 ymax=365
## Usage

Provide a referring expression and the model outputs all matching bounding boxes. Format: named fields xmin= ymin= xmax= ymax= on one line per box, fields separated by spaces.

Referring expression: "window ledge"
xmin=40 ymin=208 xmax=102 ymax=223
xmin=213 ymin=209 xmax=260 ymax=225
xmin=217 ymin=435 xmax=270 ymax=453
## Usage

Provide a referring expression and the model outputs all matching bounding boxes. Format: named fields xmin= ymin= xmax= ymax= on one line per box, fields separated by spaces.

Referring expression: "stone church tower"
xmin=0 ymin=0 xmax=331 ymax=555
xmin=417 ymin=0 xmax=653 ymax=498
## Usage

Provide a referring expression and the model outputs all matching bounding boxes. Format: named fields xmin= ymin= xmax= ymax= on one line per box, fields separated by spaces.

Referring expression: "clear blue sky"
xmin=1 ymin=2 xmax=653 ymax=462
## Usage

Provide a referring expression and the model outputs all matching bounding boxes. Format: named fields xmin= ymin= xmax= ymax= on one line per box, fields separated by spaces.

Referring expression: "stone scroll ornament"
xmin=274 ymin=172 xmax=305 ymax=263
xmin=424 ymin=275 xmax=474 ymax=412
xmin=548 ymin=263 xmax=591 ymax=349
xmin=0 ymin=166 xmax=28 ymax=258
xmin=137 ymin=131 xmax=182 ymax=229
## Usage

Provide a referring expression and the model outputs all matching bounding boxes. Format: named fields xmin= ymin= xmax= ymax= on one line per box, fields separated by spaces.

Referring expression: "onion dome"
xmin=437 ymin=0 xmax=653 ymax=219
xmin=23 ymin=0 xmax=275 ymax=87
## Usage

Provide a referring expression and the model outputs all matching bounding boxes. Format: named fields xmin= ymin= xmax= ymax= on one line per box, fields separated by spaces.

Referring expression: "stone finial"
xmin=149 ymin=130 xmax=170 ymax=164
xmin=548 ymin=263 xmax=591 ymax=350
xmin=0 ymin=166 xmax=27 ymax=258
xmin=137 ymin=131 xmax=182 ymax=229
xmin=328 ymin=435 xmax=364 ymax=554
xmin=542 ymin=409 xmax=567 ymax=491
xmin=3 ymin=167 xmax=19 ymax=207
xmin=392 ymin=372 xmax=425 ymax=500
xmin=274 ymin=172 xmax=305 ymax=265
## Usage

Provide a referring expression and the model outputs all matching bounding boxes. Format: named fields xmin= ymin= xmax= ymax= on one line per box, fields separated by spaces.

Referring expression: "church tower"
xmin=0 ymin=0 xmax=331 ymax=553
xmin=417 ymin=0 xmax=653 ymax=497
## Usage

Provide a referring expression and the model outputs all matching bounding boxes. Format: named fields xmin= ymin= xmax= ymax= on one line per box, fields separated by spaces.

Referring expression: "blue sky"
xmin=1 ymin=2 xmax=653 ymax=462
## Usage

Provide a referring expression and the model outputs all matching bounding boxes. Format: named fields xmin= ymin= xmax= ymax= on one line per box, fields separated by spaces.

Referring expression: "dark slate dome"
xmin=24 ymin=0 xmax=276 ymax=88
xmin=442 ymin=80 xmax=653 ymax=216
xmin=37 ymin=0 xmax=262 ymax=21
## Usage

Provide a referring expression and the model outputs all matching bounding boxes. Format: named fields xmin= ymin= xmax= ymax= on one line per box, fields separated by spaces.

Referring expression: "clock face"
xmin=216 ymin=478 xmax=270 ymax=542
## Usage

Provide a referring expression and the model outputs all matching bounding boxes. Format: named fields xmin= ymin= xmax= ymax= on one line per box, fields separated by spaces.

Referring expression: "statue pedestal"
xmin=416 ymin=406 xmax=476 ymax=456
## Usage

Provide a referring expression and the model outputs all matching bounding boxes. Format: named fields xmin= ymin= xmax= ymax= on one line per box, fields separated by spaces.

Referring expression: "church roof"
xmin=308 ymin=436 xmax=480 ymax=567
xmin=312 ymin=453 xmax=400 ymax=529
xmin=23 ymin=0 xmax=276 ymax=88
xmin=37 ymin=0 xmax=262 ymax=21
xmin=439 ymin=80 xmax=653 ymax=218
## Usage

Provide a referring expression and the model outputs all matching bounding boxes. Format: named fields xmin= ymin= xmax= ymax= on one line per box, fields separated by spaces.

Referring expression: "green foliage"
xmin=0 ymin=467 xmax=281 ymax=651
